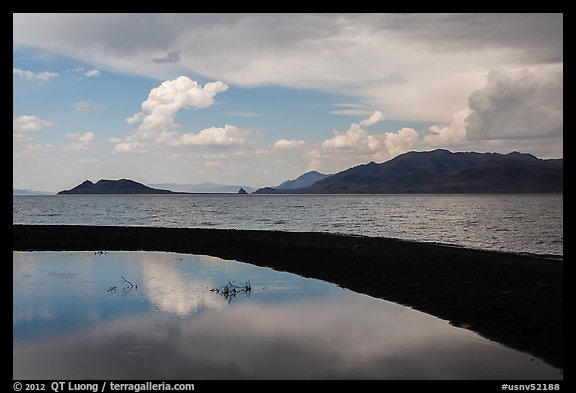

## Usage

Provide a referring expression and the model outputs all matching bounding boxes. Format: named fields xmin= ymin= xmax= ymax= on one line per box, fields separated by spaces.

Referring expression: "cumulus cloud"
xmin=273 ymin=139 xmax=306 ymax=150
xmin=322 ymin=127 xmax=374 ymax=151
xmin=13 ymin=115 xmax=52 ymax=133
xmin=125 ymin=112 xmax=145 ymax=124
xmin=177 ymin=125 xmax=248 ymax=147
xmin=385 ymin=128 xmax=420 ymax=158
xmin=311 ymin=111 xmax=419 ymax=171
xmin=114 ymin=125 xmax=248 ymax=153
xmin=13 ymin=68 xmax=58 ymax=80
xmin=423 ymin=110 xmax=469 ymax=148
xmin=466 ymin=66 xmax=563 ymax=140
xmin=114 ymin=76 xmax=235 ymax=153
xmin=320 ymin=126 xmax=418 ymax=161
xmin=13 ymin=115 xmax=52 ymax=142
xmin=132 ymin=76 xmax=228 ymax=136
xmin=83 ymin=69 xmax=100 ymax=77
xmin=321 ymin=111 xmax=386 ymax=152
xmin=63 ymin=131 xmax=94 ymax=151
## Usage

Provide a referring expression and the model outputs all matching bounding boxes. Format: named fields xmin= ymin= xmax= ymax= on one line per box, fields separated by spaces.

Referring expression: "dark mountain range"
xmin=276 ymin=171 xmax=331 ymax=190
xmin=58 ymin=179 xmax=180 ymax=194
xmin=253 ymin=149 xmax=563 ymax=194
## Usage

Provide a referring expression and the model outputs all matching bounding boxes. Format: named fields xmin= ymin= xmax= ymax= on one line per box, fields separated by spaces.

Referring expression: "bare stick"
xmin=121 ymin=276 xmax=134 ymax=289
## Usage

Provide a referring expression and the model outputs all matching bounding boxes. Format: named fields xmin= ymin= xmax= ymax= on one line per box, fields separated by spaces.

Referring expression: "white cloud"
xmin=113 ymin=125 xmax=248 ymax=153
xmin=320 ymin=125 xmax=418 ymax=162
xmin=322 ymin=111 xmax=385 ymax=151
xmin=384 ymin=128 xmax=420 ymax=158
xmin=74 ymin=100 xmax=99 ymax=112
xmin=83 ymin=69 xmax=100 ymax=77
xmin=312 ymin=111 xmax=419 ymax=171
xmin=359 ymin=110 xmax=384 ymax=127
xmin=125 ymin=112 xmax=145 ymax=124
xmin=322 ymin=126 xmax=373 ymax=151
xmin=177 ymin=125 xmax=248 ymax=147
xmin=112 ymin=142 xmax=149 ymax=154
xmin=273 ymin=139 xmax=306 ymax=150
xmin=423 ymin=110 xmax=469 ymax=149
xmin=13 ymin=115 xmax=52 ymax=133
xmin=114 ymin=76 xmax=235 ymax=153
xmin=132 ymin=76 xmax=227 ymax=136
xmin=466 ymin=66 xmax=563 ymax=140
xmin=13 ymin=67 xmax=58 ymax=80
xmin=63 ymin=131 xmax=94 ymax=151
xmin=13 ymin=115 xmax=52 ymax=142
xmin=66 ymin=66 xmax=100 ymax=78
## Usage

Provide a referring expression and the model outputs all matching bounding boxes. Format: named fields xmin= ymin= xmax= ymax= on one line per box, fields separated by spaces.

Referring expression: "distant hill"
xmin=150 ymin=182 xmax=256 ymax=193
xmin=253 ymin=150 xmax=563 ymax=194
xmin=13 ymin=189 xmax=55 ymax=195
xmin=252 ymin=187 xmax=278 ymax=195
xmin=58 ymin=179 xmax=180 ymax=195
xmin=276 ymin=171 xmax=331 ymax=190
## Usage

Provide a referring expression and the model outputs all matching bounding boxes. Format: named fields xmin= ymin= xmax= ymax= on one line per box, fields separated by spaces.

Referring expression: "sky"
xmin=13 ymin=13 xmax=563 ymax=191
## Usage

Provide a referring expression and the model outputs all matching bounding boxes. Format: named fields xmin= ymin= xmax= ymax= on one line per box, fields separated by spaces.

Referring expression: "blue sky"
xmin=13 ymin=13 xmax=563 ymax=191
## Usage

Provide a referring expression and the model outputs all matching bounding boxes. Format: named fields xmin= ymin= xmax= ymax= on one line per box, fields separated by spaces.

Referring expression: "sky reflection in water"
xmin=13 ymin=251 xmax=561 ymax=380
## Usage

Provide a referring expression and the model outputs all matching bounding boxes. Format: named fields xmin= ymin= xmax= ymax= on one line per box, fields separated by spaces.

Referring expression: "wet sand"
xmin=13 ymin=224 xmax=562 ymax=369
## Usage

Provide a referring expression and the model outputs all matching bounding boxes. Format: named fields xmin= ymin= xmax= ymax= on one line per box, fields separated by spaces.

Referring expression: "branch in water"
xmin=121 ymin=276 xmax=134 ymax=289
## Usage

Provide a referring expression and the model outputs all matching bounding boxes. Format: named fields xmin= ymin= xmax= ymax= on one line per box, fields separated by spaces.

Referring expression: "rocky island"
xmin=58 ymin=179 xmax=182 ymax=194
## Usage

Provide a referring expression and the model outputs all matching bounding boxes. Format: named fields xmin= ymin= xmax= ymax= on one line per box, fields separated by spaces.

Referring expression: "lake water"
xmin=13 ymin=194 xmax=562 ymax=258
xmin=13 ymin=251 xmax=561 ymax=380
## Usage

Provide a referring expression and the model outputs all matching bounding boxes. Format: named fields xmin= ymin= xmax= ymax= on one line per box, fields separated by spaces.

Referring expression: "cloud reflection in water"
xmin=13 ymin=251 xmax=561 ymax=380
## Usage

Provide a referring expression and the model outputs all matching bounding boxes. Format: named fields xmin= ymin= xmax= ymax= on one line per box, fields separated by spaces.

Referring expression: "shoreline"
xmin=13 ymin=224 xmax=563 ymax=369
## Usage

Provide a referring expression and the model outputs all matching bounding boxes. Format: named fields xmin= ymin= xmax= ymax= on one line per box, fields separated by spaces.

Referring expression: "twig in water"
xmin=210 ymin=280 xmax=252 ymax=303
xmin=107 ymin=276 xmax=138 ymax=295
xmin=121 ymin=276 xmax=134 ymax=289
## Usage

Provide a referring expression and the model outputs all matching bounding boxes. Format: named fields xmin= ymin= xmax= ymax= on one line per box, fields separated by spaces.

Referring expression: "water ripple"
xmin=13 ymin=194 xmax=563 ymax=257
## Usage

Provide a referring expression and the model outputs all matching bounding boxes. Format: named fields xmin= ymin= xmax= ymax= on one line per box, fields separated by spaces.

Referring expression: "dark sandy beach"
xmin=13 ymin=224 xmax=562 ymax=369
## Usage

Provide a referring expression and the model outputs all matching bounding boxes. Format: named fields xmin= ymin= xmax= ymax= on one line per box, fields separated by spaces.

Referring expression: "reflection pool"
xmin=13 ymin=251 xmax=561 ymax=379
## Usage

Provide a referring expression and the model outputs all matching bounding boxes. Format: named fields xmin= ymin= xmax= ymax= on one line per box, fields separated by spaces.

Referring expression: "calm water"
xmin=13 ymin=251 xmax=561 ymax=379
xmin=13 ymin=194 xmax=563 ymax=257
